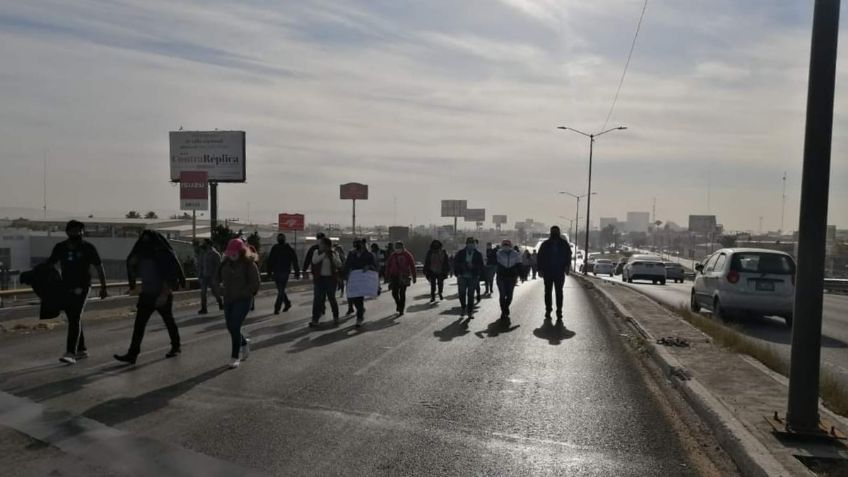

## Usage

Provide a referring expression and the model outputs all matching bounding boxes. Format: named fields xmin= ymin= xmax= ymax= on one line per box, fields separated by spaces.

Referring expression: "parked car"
xmin=690 ymin=248 xmax=796 ymax=327
xmin=593 ymin=259 xmax=615 ymax=276
xmin=664 ymin=262 xmax=685 ymax=283
xmin=622 ymin=255 xmax=666 ymax=284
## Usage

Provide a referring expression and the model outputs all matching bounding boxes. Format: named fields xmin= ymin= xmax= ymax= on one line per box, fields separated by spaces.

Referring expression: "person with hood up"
xmin=386 ymin=241 xmax=417 ymax=316
xmin=496 ymin=239 xmax=522 ymax=323
xmin=423 ymin=240 xmax=450 ymax=302
xmin=266 ymin=233 xmax=300 ymax=314
xmin=217 ymin=238 xmax=261 ymax=369
xmin=114 ymin=230 xmax=186 ymax=364
xmin=453 ymin=237 xmax=484 ymax=319
xmin=537 ymin=226 xmax=573 ymax=321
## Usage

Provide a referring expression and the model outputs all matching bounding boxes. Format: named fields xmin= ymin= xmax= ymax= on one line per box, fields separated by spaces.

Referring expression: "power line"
xmin=601 ymin=0 xmax=649 ymax=131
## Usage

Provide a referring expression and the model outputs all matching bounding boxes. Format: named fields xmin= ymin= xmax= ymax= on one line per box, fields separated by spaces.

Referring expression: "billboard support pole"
xmin=210 ymin=182 xmax=218 ymax=229
xmin=352 ymin=199 xmax=356 ymax=237
xmin=192 ymin=210 xmax=196 ymax=243
xmin=454 ymin=216 xmax=458 ymax=241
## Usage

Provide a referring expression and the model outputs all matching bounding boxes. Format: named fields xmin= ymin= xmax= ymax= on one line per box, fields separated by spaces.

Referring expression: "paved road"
xmin=0 ymin=278 xmax=714 ymax=476
xmin=597 ymin=274 xmax=848 ymax=387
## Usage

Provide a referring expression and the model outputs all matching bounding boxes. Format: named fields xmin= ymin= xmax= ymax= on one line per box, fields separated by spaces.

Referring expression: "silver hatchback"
xmin=690 ymin=248 xmax=796 ymax=327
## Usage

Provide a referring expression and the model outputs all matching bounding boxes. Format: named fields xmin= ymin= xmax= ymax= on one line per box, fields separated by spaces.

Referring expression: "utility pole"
xmin=780 ymin=172 xmax=787 ymax=235
xmin=210 ymin=182 xmax=218 ymax=229
xmin=42 ymin=151 xmax=48 ymax=219
xmin=651 ymin=197 xmax=656 ymax=223
xmin=787 ymin=0 xmax=840 ymax=434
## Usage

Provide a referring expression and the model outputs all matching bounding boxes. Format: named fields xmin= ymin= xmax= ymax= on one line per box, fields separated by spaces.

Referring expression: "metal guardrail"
xmin=824 ymin=278 xmax=848 ymax=294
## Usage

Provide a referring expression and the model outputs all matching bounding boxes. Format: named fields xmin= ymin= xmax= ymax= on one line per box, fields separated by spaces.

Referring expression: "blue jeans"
xmin=497 ymin=277 xmax=517 ymax=316
xmin=457 ymin=276 xmax=477 ymax=313
xmin=274 ymin=274 xmax=291 ymax=312
xmin=224 ymin=298 xmax=251 ymax=359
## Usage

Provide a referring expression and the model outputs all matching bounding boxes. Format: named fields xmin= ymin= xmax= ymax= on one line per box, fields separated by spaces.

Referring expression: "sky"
xmin=1 ymin=0 xmax=847 ymax=233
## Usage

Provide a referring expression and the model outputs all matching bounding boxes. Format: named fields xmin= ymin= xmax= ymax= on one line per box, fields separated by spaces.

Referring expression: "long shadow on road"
xmin=15 ymin=359 xmax=167 ymax=402
xmin=433 ymin=318 xmax=471 ymax=342
xmin=475 ymin=319 xmax=520 ymax=339
xmin=532 ymin=319 xmax=576 ymax=345
xmin=287 ymin=314 xmax=401 ymax=354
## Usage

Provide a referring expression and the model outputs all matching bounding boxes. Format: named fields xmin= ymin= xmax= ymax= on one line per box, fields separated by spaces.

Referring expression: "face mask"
xmin=466 ymin=244 xmax=475 ymax=251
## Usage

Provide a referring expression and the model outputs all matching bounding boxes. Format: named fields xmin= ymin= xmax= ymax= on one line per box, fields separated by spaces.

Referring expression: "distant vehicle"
xmin=622 ymin=255 xmax=666 ymax=285
xmin=664 ymin=262 xmax=685 ymax=283
xmin=690 ymin=248 xmax=796 ymax=327
xmin=593 ymin=259 xmax=615 ymax=276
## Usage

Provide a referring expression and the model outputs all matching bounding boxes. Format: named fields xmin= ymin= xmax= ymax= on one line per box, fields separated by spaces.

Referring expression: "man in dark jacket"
xmin=197 ymin=239 xmax=223 ymax=314
xmin=266 ymin=233 xmax=301 ymax=314
xmin=453 ymin=237 xmax=484 ymax=318
xmin=303 ymin=232 xmax=326 ymax=316
xmin=47 ymin=220 xmax=108 ymax=364
xmin=423 ymin=240 xmax=450 ymax=302
xmin=343 ymin=239 xmax=376 ymax=327
xmin=537 ymin=226 xmax=573 ymax=320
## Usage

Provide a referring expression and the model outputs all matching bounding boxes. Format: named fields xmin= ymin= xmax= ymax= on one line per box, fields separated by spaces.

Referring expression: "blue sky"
xmin=0 ymin=0 xmax=846 ymax=231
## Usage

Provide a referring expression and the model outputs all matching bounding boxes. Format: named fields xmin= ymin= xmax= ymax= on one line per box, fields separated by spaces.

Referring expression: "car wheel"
xmin=660 ymin=278 xmax=666 ymax=285
xmin=713 ymin=297 xmax=729 ymax=322
xmin=690 ymin=290 xmax=701 ymax=312
xmin=784 ymin=314 xmax=793 ymax=328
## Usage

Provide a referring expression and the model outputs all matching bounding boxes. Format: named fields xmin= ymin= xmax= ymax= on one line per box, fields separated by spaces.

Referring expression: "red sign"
xmin=278 ymin=213 xmax=305 ymax=232
xmin=179 ymin=171 xmax=208 ymax=210
xmin=340 ymin=182 xmax=369 ymax=200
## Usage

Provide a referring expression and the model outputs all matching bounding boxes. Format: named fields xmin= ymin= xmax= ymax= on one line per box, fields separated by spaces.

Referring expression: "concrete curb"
xmin=574 ymin=274 xmax=793 ymax=477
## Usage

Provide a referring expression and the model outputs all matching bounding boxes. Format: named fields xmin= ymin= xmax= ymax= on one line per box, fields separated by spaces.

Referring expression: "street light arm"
xmin=595 ymin=126 xmax=627 ymax=138
xmin=557 ymin=126 xmax=592 ymax=138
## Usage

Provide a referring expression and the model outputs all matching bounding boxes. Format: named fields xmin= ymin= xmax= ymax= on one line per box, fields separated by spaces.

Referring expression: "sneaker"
xmin=59 ymin=353 xmax=76 ymax=364
xmin=75 ymin=351 xmax=89 ymax=360
xmin=346 ymin=308 xmax=354 ymax=316
xmin=113 ymin=353 xmax=137 ymax=365
xmin=308 ymin=321 xmax=319 ymax=328
xmin=198 ymin=308 xmax=208 ymax=315
xmin=165 ymin=348 xmax=181 ymax=358
xmin=229 ymin=359 xmax=241 ymax=369
xmin=333 ymin=315 xmax=340 ymax=324
xmin=439 ymin=293 xmax=444 ymax=300
xmin=241 ymin=339 xmax=251 ymax=361
xmin=355 ymin=319 xmax=363 ymax=329
xmin=273 ymin=308 xmax=281 ymax=315
xmin=283 ymin=302 xmax=292 ymax=312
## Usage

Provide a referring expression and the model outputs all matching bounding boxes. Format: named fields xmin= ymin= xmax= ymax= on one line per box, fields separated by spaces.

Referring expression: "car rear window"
xmin=731 ymin=253 xmax=795 ymax=275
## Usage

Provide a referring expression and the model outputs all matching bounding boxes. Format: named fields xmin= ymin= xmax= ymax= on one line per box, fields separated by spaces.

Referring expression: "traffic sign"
xmin=278 ymin=213 xmax=305 ymax=232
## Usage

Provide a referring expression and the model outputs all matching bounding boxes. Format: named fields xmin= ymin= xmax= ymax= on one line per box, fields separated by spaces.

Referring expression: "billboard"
xmin=464 ymin=208 xmax=485 ymax=222
xmin=179 ymin=171 xmax=208 ymax=211
xmin=278 ymin=213 xmax=305 ymax=232
xmin=441 ymin=200 xmax=467 ymax=217
xmin=170 ymin=131 xmax=246 ymax=182
xmin=492 ymin=214 xmax=508 ymax=225
xmin=388 ymin=226 xmax=410 ymax=242
xmin=688 ymin=215 xmax=717 ymax=234
xmin=340 ymin=183 xmax=369 ymax=200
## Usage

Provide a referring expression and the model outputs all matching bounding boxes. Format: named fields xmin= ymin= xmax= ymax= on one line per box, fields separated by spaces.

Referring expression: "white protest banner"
xmin=346 ymin=270 xmax=379 ymax=298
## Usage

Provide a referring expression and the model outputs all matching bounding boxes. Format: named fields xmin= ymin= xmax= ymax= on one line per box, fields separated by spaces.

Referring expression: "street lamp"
xmin=560 ymin=191 xmax=595 ymax=271
xmin=558 ymin=126 xmax=627 ymax=275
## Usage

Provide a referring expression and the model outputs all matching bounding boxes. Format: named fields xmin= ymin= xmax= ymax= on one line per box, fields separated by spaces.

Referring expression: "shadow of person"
xmin=533 ymin=318 xmax=576 ymax=345
xmin=433 ymin=318 xmax=471 ymax=342
xmin=439 ymin=307 xmax=465 ymax=317
xmin=287 ymin=314 xmax=400 ymax=353
xmin=406 ymin=302 xmax=438 ymax=313
xmin=475 ymin=319 xmax=520 ymax=338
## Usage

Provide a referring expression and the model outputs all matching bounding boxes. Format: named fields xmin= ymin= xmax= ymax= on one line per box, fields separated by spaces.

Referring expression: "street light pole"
xmin=561 ymin=191 xmax=594 ymax=271
xmin=558 ymin=126 xmax=626 ymax=275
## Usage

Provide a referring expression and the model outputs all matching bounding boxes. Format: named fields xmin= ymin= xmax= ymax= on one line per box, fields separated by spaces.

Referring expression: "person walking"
xmin=484 ymin=242 xmax=497 ymax=296
xmin=266 ymin=233 xmax=300 ymax=314
xmin=386 ymin=241 xmax=416 ymax=315
xmin=114 ymin=231 xmax=185 ymax=364
xmin=423 ymin=240 xmax=450 ymax=302
xmin=521 ymin=250 xmax=533 ymax=282
xmin=217 ymin=239 xmax=261 ymax=369
xmin=537 ymin=226 xmax=573 ymax=321
xmin=310 ymin=237 xmax=342 ymax=327
xmin=496 ymin=240 xmax=521 ymax=323
xmin=452 ymin=237 xmax=484 ymax=319
xmin=530 ymin=250 xmax=539 ymax=280
xmin=343 ymin=239 xmax=376 ymax=328
xmin=334 ymin=243 xmax=347 ymax=298
xmin=197 ymin=240 xmax=224 ymax=314
xmin=303 ymin=232 xmax=326 ymax=315
xmin=47 ymin=220 xmax=108 ymax=364
xmin=370 ymin=242 xmax=384 ymax=295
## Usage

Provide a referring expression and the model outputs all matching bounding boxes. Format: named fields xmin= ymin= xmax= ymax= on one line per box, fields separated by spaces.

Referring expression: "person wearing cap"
xmin=496 ymin=239 xmax=522 ymax=323
xmin=343 ymin=239 xmax=377 ymax=327
xmin=537 ymin=226 xmax=573 ymax=321
xmin=114 ymin=230 xmax=186 ymax=365
xmin=216 ymin=239 xmax=261 ymax=369
xmin=266 ymin=233 xmax=301 ymax=314
xmin=46 ymin=220 xmax=108 ymax=364
xmin=310 ymin=237 xmax=343 ymax=326
xmin=452 ymin=237 xmax=484 ymax=319
xmin=386 ymin=241 xmax=417 ymax=316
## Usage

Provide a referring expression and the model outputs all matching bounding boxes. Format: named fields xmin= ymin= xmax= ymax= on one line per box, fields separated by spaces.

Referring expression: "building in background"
xmin=626 ymin=212 xmax=650 ymax=233
xmin=600 ymin=217 xmax=619 ymax=231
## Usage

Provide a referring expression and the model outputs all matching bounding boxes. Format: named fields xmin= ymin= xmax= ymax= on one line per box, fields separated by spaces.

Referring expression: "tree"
xmin=211 ymin=224 xmax=237 ymax=252
xmin=169 ymin=212 xmax=192 ymax=220
xmin=126 ymin=210 xmax=141 ymax=219
xmin=600 ymin=224 xmax=617 ymax=249
xmin=719 ymin=235 xmax=738 ymax=248
xmin=144 ymin=211 xmax=158 ymax=219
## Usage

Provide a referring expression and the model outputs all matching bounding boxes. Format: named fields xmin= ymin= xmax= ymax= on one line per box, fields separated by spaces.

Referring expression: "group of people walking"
xmin=34 ymin=220 xmax=573 ymax=371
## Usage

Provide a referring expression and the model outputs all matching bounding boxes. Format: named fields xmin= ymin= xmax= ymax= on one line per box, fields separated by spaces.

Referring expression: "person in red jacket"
xmin=386 ymin=241 xmax=417 ymax=316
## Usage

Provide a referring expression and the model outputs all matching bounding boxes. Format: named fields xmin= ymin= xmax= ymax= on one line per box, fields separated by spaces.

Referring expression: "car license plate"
xmin=755 ymin=281 xmax=775 ymax=292
xmin=645 ymin=264 xmax=653 ymax=268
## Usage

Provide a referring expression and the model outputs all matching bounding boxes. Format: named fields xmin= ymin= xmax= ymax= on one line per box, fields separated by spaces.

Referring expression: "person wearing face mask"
xmin=216 ymin=239 xmax=261 ymax=369
xmin=537 ymin=226 xmax=573 ymax=321
xmin=310 ymin=237 xmax=343 ymax=327
xmin=496 ymin=239 xmax=522 ymax=323
xmin=47 ymin=220 xmax=108 ymax=364
xmin=114 ymin=231 xmax=186 ymax=365
xmin=266 ymin=233 xmax=301 ymax=314
xmin=423 ymin=240 xmax=450 ymax=302
xmin=386 ymin=241 xmax=417 ymax=316
xmin=452 ymin=237 xmax=484 ymax=319
xmin=343 ymin=239 xmax=377 ymax=327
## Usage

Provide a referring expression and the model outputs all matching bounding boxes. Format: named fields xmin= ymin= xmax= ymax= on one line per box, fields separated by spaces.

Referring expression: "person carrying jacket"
xmin=453 ymin=237 xmax=484 ymax=319
xmin=197 ymin=239 xmax=223 ymax=314
xmin=114 ymin=230 xmax=185 ymax=365
xmin=386 ymin=241 xmax=417 ymax=316
xmin=537 ymin=226 xmax=573 ymax=321
xmin=423 ymin=240 xmax=450 ymax=302
xmin=266 ymin=233 xmax=301 ymax=314
xmin=217 ymin=239 xmax=261 ymax=369
xmin=496 ymin=240 xmax=522 ymax=322
xmin=310 ymin=237 xmax=342 ymax=326
xmin=343 ymin=239 xmax=376 ymax=327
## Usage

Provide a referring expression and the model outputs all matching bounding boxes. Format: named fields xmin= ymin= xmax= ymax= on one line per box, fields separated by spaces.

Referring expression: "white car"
xmin=622 ymin=255 xmax=667 ymax=284
xmin=593 ymin=259 xmax=615 ymax=276
xmin=690 ymin=248 xmax=795 ymax=327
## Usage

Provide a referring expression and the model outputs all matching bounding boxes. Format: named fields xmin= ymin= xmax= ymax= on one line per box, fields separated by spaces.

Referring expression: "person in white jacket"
xmin=496 ymin=240 xmax=522 ymax=323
